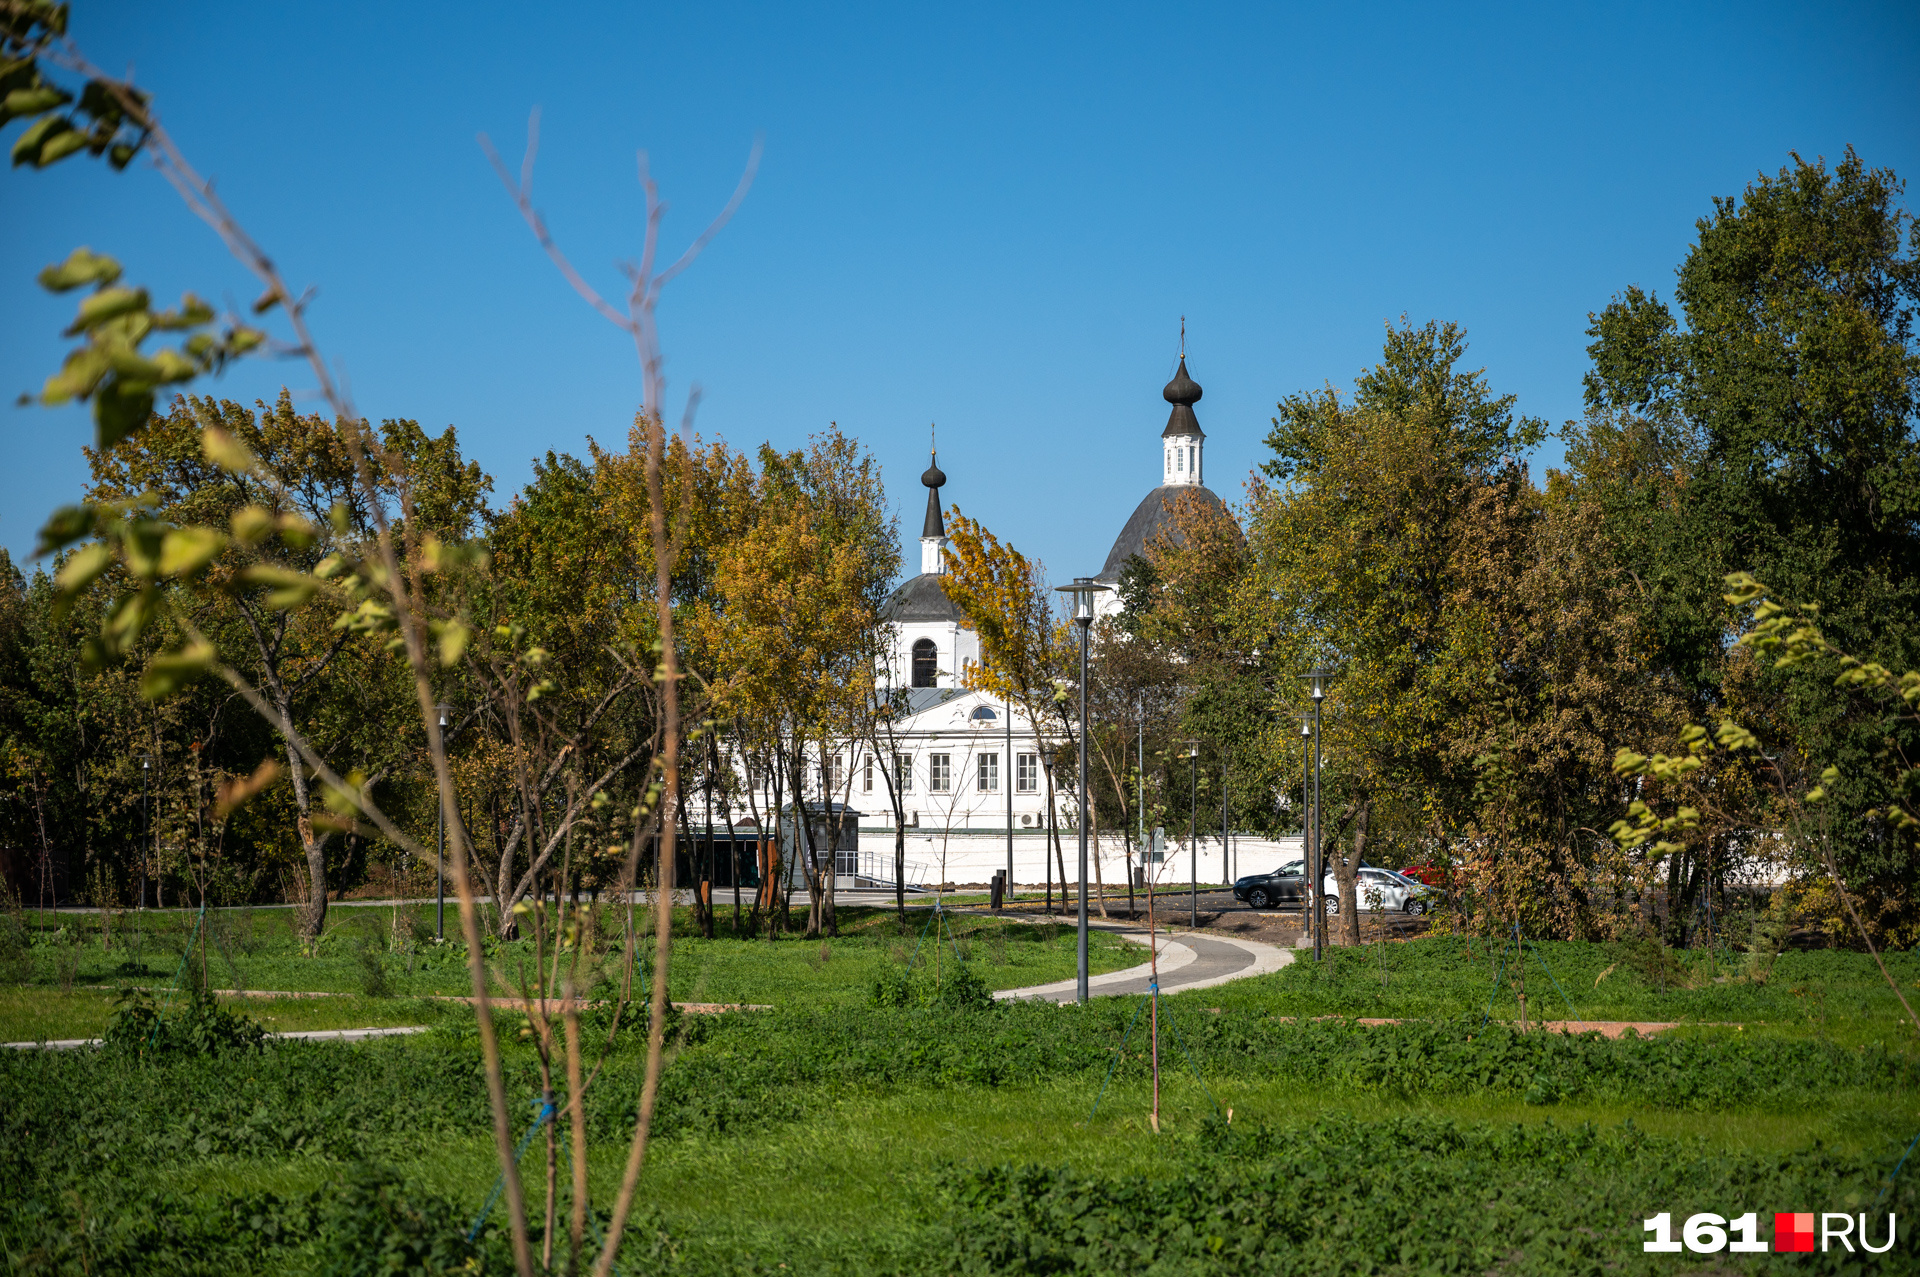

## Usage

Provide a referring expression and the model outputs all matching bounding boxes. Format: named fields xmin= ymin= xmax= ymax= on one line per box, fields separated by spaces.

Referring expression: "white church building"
xmin=717 ymin=350 xmax=1296 ymax=892
xmin=840 ymin=352 xmax=1276 ymax=890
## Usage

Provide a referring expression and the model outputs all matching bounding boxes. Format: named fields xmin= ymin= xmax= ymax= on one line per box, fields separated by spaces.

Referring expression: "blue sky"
xmin=4 ymin=1 xmax=1916 ymax=579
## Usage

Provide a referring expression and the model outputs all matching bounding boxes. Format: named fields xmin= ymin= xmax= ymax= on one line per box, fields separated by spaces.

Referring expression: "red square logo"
xmin=1775 ymin=1213 xmax=1815 ymax=1253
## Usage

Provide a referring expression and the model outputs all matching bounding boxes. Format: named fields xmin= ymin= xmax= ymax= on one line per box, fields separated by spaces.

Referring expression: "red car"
xmin=1398 ymin=863 xmax=1447 ymax=887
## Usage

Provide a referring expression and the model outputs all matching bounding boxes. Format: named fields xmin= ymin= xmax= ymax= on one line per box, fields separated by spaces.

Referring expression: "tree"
xmin=941 ymin=509 xmax=1078 ymax=909
xmin=1242 ymin=319 xmax=1546 ymax=942
xmin=1585 ymin=149 xmax=1920 ymax=923
xmin=699 ymin=430 xmax=895 ymax=939
xmin=78 ymin=392 xmax=488 ymax=935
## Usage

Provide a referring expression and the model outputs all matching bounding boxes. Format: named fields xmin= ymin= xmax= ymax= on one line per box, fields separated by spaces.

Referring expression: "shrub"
xmin=869 ymin=960 xmax=992 ymax=1012
xmin=101 ymin=988 xmax=266 ymax=1059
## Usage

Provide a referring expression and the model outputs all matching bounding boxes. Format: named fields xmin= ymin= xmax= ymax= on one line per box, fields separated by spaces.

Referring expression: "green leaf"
xmin=103 ymin=588 xmax=153 ymax=648
xmin=10 ymin=112 xmax=69 ymax=166
xmin=93 ymin=379 xmax=155 ymax=449
xmin=230 ymin=505 xmax=274 ymax=544
xmin=35 ymin=248 xmax=121 ymax=293
xmin=39 ymin=346 xmax=110 ymax=405
xmin=436 ymin=619 xmax=471 ymax=667
xmin=149 ymin=348 xmax=195 ymax=382
xmin=1 ymin=85 xmax=72 ymax=119
xmin=35 ymin=505 xmax=96 ymax=557
xmin=35 ymin=125 xmax=87 ymax=165
xmin=240 ymin=564 xmax=319 ymax=610
xmin=64 ymin=285 xmax=149 ymax=336
xmin=151 ymin=293 xmax=214 ymax=331
xmin=53 ymin=542 xmax=113 ymax=596
xmin=141 ymin=641 xmax=216 ymax=700
xmin=201 ymin=427 xmax=257 ymax=474
xmin=158 ymin=526 xmax=227 ymax=578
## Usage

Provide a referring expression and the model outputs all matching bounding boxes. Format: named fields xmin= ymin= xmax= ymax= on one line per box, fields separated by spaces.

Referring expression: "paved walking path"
xmin=4 ymin=1025 xmax=427 ymax=1051
xmin=994 ymin=927 xmax=1292 ymax=1004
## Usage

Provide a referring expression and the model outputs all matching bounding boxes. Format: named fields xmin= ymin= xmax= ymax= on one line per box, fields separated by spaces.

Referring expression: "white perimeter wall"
xmin=858 ymin=830 xmax=1305 ymax=888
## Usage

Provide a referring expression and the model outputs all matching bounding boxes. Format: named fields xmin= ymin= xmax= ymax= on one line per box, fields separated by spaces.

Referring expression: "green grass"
xmin=0 ymin=987 xmax=457 ymax=1043
xmin=7 ymin=930 xmax=1919 ymax=1274
xmin=2 ymin=905 xmax=1140 ymax=1039
xmin=1213 ymin=932 xmax=1920 ymax=1029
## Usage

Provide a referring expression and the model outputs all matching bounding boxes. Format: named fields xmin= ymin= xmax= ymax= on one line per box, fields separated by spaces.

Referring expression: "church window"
xmin=1016 ymin=753 xmax=1039 ymax=792
xmin=894 ymin=753 xmax=914 ymax=792
xmin=977 ymin=752 xmax=999 ymax=792
xmin=1176 ymin=447 xmax=1184 ymax=472
xmin=911 ymin=638 xmax=937 ymax=687
xmin=929 ymin=753 xmax=951 ymax=793
xmin=863 ymin=756 xmax=874 ymax=792
xmin=818 ymin=754 xmax=843 ymax=795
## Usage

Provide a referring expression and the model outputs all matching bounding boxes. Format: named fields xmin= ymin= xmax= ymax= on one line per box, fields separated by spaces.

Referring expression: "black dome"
xmin=1097 ymin=484 xmax=1235 ymax=582
xmin=1162 ymin=357 xmax=1202 ymax=406
xmin=883 ymin=573 xmax=965 ymax=623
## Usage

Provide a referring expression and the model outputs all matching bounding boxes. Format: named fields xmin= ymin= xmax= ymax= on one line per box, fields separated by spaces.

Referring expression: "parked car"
xmin=1235 ymin=860 xmax=1429 ymax=914
xmin=1324 ymin=867 xmax=1434 ymax=916
xmin=1232 ymin=860 xmax=1308 ymax=909
xmin=1398 ymin=862 xmax=1448 ymax=888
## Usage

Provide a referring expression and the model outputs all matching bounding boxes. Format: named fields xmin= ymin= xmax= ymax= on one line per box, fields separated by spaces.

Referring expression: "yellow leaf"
xmin=54 ymin=542 xmax=113 ymax=597
xmin=437 ymin=619 xmax=471 ymax=667
xmin=159 ymin=526 xmax=227 ymax=578
xmin=230 ymin=505 xmax=274 ymax=545
xmin=201 ymin=426 xmax=257 ymax=474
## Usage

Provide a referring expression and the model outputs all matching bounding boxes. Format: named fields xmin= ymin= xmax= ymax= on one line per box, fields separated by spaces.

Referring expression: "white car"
xmin=1322 ymin=866 xmax=1431 ymax=916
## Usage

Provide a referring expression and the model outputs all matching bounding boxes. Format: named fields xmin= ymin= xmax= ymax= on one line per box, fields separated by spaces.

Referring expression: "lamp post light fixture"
xmin=435 ymin=703 xmax=450 ymax=941
xmin=1299 ymin=668 xmax=1334 ymax=962
xmin=1055 ymin=576 xmax=1110 ymax=1003
xmin=1184 ymin=740 xmax=1200 ymax=927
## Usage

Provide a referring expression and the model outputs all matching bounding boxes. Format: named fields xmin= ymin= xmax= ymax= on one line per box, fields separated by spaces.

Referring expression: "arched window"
xmin=911 ymin=638 xmax=938 ymax=688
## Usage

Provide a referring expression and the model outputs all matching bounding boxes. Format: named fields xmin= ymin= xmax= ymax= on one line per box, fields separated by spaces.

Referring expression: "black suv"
xmin=1232 ymin=861 xmax=1307 ymax=909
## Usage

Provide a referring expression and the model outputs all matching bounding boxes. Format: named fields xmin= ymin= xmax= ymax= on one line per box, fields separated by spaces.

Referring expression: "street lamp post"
xmin=1300 ymin=668 xmax=1333 ymax=961
xmin=1221 ymin=752 xmax=1230 ymax=886
xmin=1005 ymin=695 xmax=1013 ymax=905
xmin=1185 ymin=740 xmax=1199 ymax=928
xmin=1055 ymin=576 xmax=1109 ymax=1003
xmin=435 ymin=703 xmax=450 ymax=940
xmin=139 ymin=753 xmax=150 ymax=910
xmin=1296 ymin=712 xmax=1314 ymax=956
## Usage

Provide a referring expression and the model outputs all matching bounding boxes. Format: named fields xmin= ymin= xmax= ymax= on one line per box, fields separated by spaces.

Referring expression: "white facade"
xmin=1163 ymin=429 xmax=1203 ymax=487
xmin=722 ymin=355 xmax=1250 ymax=890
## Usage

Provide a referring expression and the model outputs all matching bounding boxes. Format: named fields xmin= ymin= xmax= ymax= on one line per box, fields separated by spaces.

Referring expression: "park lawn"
xmin=10 ymin=935 xmax=1920 ymax=1273
xmin=0 ymin=987 xmax=462 ymax=1043
xmin=129 ymin=1070 xmax=1920 ymax=1275
xmin=3 ymin=907 xmax=1140 ymax=1038
xmin=1212 ymin=933 xmax=1920 ymax=1030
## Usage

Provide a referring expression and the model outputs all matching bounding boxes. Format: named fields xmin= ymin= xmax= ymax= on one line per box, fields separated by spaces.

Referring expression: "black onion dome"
xmin=1162 ymin=358 xmax=1202 ymax=406
xmin=1161 ymin=357 xmax=1205 ymax=439
xmin=920 ymin=450 xmax=946 ymax=539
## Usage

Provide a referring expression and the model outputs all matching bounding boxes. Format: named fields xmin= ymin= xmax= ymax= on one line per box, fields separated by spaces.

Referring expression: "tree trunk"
xmin=1341 ymin=798 xmax=1373 ymax=946
xmin=1091 ymin=798 xmax=1108 ymax=918
xmin=285 ymin=741 xmax=330 ymax=939
xmin=1045 ymin=763 xmax=1070 ymax=914
xmin=792 ymin=749 xmax=827 ymax=939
